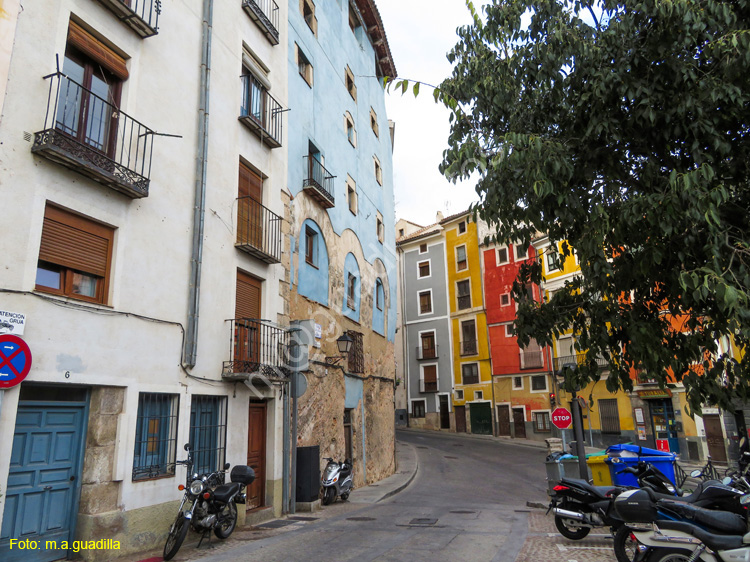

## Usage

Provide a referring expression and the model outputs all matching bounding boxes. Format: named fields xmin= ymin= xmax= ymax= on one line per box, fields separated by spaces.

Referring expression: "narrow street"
xmin=138 ymin=430 xmax=619 ymax=562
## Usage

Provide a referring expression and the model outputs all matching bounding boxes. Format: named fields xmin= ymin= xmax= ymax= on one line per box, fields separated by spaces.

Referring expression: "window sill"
xmin=33 ymin=288 xmax=112 ymax=309
xmin=132 ymin=472 xmax=176 ymax=483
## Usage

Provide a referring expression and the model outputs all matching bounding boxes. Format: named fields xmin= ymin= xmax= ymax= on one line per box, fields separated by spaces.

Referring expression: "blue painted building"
xmin=287 ymin=0 xmax=398 ymax=486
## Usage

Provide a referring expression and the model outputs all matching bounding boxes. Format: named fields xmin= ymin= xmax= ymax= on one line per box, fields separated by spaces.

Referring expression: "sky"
xmin=376 ymin=0 xmax=480 ymax=228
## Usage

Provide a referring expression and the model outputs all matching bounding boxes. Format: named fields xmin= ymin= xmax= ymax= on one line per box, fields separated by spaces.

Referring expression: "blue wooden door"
xmin=0 ymin=403 xmax=86 ymax=562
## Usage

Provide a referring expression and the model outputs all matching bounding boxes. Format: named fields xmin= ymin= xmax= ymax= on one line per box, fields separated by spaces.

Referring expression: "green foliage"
xmin=439 ymin=0 xmax=750 ymax=413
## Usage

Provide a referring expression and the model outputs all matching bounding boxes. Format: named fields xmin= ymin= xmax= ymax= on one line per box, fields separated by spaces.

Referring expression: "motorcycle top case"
xmin=614 ymin=489 xmax=659 ymax=523
xmin=230 ymin=465 xmax=255 ymax=484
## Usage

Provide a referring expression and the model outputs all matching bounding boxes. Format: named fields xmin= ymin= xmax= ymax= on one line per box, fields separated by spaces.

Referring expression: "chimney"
xmin=436 ymin=211 xmax=444 ymax=223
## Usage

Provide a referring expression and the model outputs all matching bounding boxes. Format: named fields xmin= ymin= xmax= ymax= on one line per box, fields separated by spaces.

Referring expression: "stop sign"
xmin=551 ymin=407 xmax=572 ymax=429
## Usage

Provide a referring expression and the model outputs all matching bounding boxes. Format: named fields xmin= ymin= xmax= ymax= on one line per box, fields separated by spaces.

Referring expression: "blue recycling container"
xmin=606 ymin=454 xmax=677 ymax=487
xmin=606 ymin=443 xmax=674 ymax=457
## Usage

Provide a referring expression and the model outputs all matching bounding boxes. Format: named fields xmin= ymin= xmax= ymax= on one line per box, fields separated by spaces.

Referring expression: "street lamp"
xmin=325 ymin=333 xmax=353 ymax=365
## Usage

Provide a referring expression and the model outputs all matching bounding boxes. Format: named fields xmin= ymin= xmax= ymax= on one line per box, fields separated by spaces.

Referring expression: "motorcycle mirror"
xmin=690 ymin=469 xmax=702 ymax=478
xmin=184 ymin=443 xmax=191 ymax=451
xmin=224 ymin=463 xmax=231 ymax=470
xmin=742 ymin=494 xmax=750 ymax=506
xmin=722 ymin=476 xmax=733 ymax=486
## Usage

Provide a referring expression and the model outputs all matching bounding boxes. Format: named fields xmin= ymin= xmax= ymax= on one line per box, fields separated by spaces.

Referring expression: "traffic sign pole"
xmin=571 ymin=389 xmax=588 ymax=480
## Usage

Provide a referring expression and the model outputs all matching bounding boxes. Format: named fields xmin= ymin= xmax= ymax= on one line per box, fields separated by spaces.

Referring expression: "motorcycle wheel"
xmin=554 ymin=515 xmax=591 ymax=540
xmin=163 ymin=512 xmax=190 ymax=561
xmin=214 ymin=501 xmax=237 ymax=539
xmin=322 ymin=487 xmax=336 ymax=506
xmin=647 ymin=548 xmax=693 ymax=562
xmin=340 ymin=493 xmax=349 ymax=501
xmin=614 ymin=526 xmax=639 ymax=562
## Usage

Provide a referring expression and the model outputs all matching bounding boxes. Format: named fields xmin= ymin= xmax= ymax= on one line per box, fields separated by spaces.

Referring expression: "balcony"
xmin=519 ymin=349 xmax=544 ymax=370
xmin=303 ymin=155 xmax=335 ymax=209
xmin=222 ymin=319 xmax=290 ymax=381
xmin=460 ymin=340 xmax=478 ymax=356
xmin=457 ymin=294 xmax=471 ymax=310
xmin=240 ymin=75 xmax=283 ymax=148
xmin=242 ymin=0 xmax=280 ymax=45
xmin=32 ymin=71 xmax=154 ymax=198
xmin=423 ymin=381 xmax=438 ymax=393
xmin=416 ymin=346 xmax=439 ymax=360
xmin=553 ymin=353 xmax=608 ymax=372
xmin=96 ymin=0 xmax=160 ymax=37
xmin=236 ymin=196 xmax=282 ymax=264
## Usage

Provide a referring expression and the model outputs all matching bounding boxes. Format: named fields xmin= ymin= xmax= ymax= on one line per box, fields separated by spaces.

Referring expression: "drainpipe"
xmin=282 ymin=379 xmax=289 ymax=513
xmin=184 ymin=0 xmax=213 ymax=366
xmin=361 ymin=390 xmax=367 ymax=485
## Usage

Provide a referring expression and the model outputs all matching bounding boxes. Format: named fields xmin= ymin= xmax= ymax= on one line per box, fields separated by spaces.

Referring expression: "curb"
xmin=377 ymin=441 xmax=419 ymax=502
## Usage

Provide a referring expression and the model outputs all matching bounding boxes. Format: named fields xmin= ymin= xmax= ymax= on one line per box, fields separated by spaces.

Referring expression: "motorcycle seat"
xmin=657 ymin=500 xmax=747 ymax=534
xmin=559 ymin=477 xmax=616 ymax=500
xmin=213 ymin=482 xmax=241 ymax=503
xmin=640 ymin=479 xmax=721 ymax=503
xmin=657 ymin=519 xmax=745 ymax=551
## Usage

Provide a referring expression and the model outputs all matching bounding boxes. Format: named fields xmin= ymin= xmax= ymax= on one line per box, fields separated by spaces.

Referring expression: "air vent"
xmin=23 ymin=131 xmax=32 ymax=142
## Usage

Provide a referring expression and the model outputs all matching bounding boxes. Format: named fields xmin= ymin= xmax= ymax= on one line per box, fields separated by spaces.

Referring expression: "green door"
xmin=470 ymin=402 xmax=492 ymax=435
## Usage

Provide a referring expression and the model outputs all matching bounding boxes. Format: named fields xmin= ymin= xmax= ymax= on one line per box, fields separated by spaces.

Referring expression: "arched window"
xmin=342 ymin=253 xmax=360 ymax=322
xmin=372 ymin=277 xmax=385 ymax=335
xmin=298 ymin=219 xmax=329 ymax=305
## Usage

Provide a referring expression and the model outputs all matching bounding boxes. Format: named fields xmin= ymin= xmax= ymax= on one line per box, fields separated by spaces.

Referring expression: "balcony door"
xmin=235 ymin=271 xmax=262 ymax=371
xmin=238 ymin=162 xmax=263 ymax=249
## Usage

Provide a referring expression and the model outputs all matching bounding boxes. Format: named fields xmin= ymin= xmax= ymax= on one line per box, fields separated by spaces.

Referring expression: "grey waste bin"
xmin=545 ymin=460 xmax=564 ymax=494
xmin=561 ymin=457 xmax=591 ymax=482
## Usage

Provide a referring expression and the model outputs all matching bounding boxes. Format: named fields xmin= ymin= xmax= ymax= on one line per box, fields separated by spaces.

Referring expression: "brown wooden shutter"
xmin=236 ymin=271 xmax=262 ymax=319
xmin=423 ymin=365 xmax=437 ymax=385
xmin=238 ymin=162 xmax=262 ymax=201
xmin=39 ymin=205 xmax=113 ymax=277
xmin=68 ymin=20 xmax=128 ymax=80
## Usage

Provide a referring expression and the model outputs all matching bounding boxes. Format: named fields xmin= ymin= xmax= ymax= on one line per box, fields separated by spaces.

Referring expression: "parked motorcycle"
xmin=321 ymin=457 xmax=353 ymax=505
xmin=163 ymin=444 xmax=255 ymax=561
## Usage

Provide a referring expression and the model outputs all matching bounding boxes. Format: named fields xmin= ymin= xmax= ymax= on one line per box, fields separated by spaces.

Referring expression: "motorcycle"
xmin=163 ymin=444 xmax=255 ymax=561
xmin=321 ymin=457 xmax=353 ymax=505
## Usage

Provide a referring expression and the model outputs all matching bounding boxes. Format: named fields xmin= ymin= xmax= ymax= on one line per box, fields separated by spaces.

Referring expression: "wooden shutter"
xmin=236 ymin=271 xmax=262 ymax=319
xmin=39 ymin=205 xmax=113 ymax=277
xmin=423 ymin=365 xmax=437 ymax=385
xmin=238 ymin=162 xmax=262 ymax=201
xmin=68 ymin=20 xmax=128 ymax=80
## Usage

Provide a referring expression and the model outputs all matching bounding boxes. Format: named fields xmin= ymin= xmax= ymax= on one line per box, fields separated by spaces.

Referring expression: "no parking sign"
xmin=0 ymin=334 xmax=32 ymax=389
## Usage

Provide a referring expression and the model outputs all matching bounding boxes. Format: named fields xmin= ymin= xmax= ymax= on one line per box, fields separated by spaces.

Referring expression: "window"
xmin=500 ymin=293 xmax=511 ymax=307
xmin=344 ymin=111 xmax=356 ymax=147
xmin=375 ymin=279 xmax=384 ymax=311
xmin=412 ymin=400 xmax=426 ymax=418
xmin=418 ymin=290 xmax=432 ymax=314
xmin=373 ymin=155 xmax=383 ymax=185
xmin=347 ymin=177 xmax=357 ymax=215
xmin=189 ymin=395 xmax=228 ymax=476
xmin=419 ymin=243 xmax=427 ymax=254
xmin=133 ymin=393 xmax=178 ymax=481
xmin=461 ymin=320 xmax=477 ymax=355
xmin=370 ymin=108 xmax=379 ymax=137
xmin=36 ymin=204 xmax=115 ymax=304
xmin=456 ymin=245 xmax=467 ymax=271
xmin=296 ymin=45 xmax=313 ymax=86
xmin=454 ymin=389 xmax=464 ymax=400
xmin=458 ymin=221 xmax=466 ymax=234
xmin=347 ymin=330 xmax=364 ymax=373
xmin=497 ymin=246 xmax=509 ymax=265
xmin=531 ymin=375 xmax=547 ymax=391
xmin=418 ymin=260 xmax=430 ymax=278
xmin=349 ymin=3 xmax=361 ymax=32
xmin=505 ymin=323 xmax=514 ymax=337
xmin=347 ymin=273 xmax=357 ymax=310
xmin=305 ymin=226 xmax=317 ymax=266
xmin=398 ymin=228 xmax=405 ymax=237
xmin=533 ymin=411 xmax=551 ymax=432
xmin=461 ymin=363 xmax=479 ymax=385
xmin=546 ymin=248 xmax=560 ymax=272
xmin=513 ymin=376 xmax=523 ymax=390
xmin=457 ymin=280 xmax=471 ymax=310
xmin=420 ymin=332 xmax=436 ymax=359
xmin=599 ymin=399 xmax=621 ymax=434
xmin=421 ymin=365 xmax=438 ymax=392
xmin=515 ymin=244 xmax=528 ymax=260
xmin=345 ymin=65 xmax=357 ymax=101
xmin=301 ymin=0 xmax=317 ymax=34
xmin=474 ymin=391 xmax=483 ymax=401
xmin=376 ymin=212 xmax=384 ymax=243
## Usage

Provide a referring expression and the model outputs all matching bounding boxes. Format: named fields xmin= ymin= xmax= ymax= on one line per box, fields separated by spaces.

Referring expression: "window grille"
xmin=599 ymin=398 xmax=621 ymax=434
xmin=133 ymin=393 xmax=179 ymax=481
xmin=189 ymin=395 xmax=228 ymax=476
xmin=347 ymin=331 xmax=364 ymax=374
xmin=534 ymin=412 xmax=551 ymax=432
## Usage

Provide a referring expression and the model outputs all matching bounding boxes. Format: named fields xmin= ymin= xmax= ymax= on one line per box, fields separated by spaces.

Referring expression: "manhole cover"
xmin=444 ymin=455 xmax=458 ymax=459
xmin=417 ymin=446 xmax=429 ymax=449
xmin=409 ymin=518 xmax=438 ymax=525
xmin=450 ymin=510 xmax=476 ymax=514
xmin=289 ymin=516 xmax=318 ymax=521
xmin=347 ymin=516 xmax=376 ymax=522
xmin=256 ymin=520 xmax=297 ymax=529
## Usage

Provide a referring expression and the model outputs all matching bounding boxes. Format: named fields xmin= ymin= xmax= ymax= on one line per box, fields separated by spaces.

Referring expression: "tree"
xmin=438 ymin=0 xmax=750 ymax=413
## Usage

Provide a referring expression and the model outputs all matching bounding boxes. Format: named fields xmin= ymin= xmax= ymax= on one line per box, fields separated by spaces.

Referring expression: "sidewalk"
xmin=348 ymin=439 xmax=419 ymax=503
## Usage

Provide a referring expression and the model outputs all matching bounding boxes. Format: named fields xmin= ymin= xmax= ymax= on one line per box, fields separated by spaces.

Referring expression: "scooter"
xmin=321 ymin=457 xmax=353 ymax=505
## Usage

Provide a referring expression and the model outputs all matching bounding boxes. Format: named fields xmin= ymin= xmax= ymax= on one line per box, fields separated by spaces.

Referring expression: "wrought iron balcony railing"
xmin=236 ymin=196 xmax=282 ymax=264
xmin=240 ymin=75 xmax=283 ymax=148
xmin=96 ymin=0 xmax=161 ymax=37
xmin=416 ymin=346 xmax=438 ymax=360
xmin=460 ymin=340 xmax=478 ymax=356
xmin=457 ymin=294 xmax=471 ymax=310
xmin=303 ymin=155 xmax=335 ymax=208
xmin=519 ymin=350 xmax=545 ymax=370
xmin=32 ymin=71 xmax=154 ymax=198
xmin=242 ymin=0 xmax=279 ymax=45
xmin=223 ymin=319 xmax=290 ymax=380
xmin=553 ymin=353 xmax=608 ymax=372
xmin=423 ymin=381 xmax=438 ymax=393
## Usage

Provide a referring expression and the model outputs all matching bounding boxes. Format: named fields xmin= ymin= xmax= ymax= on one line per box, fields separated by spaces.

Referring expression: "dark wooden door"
xmin=703 ymin=414 xmax=728 ymax=463
xmin=454 ymin=405 xmax=467 ymax=433
xmin=246 ymin=402 xmax=267 ymax=510
xmin=513 ymin=408 xmax=526 ymax=439
xmin=235 ymin=271 xmax=262 ymax=371
xmin=497 ymin=406 xmax=511 ymax=436
xmin=439 ymin=395 xmax=450 ymax=429
xmin=238 ymin=163 xmax=263 ymax=247
xmin=470 ymin=403 xmax=492 ymax=435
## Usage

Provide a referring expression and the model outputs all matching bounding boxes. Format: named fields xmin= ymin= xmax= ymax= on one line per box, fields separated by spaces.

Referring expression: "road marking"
xmin=557 ymin=544 xmax=613 ymax=551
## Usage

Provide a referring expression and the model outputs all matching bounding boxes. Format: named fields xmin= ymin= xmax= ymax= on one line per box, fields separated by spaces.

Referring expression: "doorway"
xmin=454 ymin=405 xmax=467 ymax=433
xmin=469 ymin=402 xmax=492 ymax=435
xmin=703 ymin=414 xmax=728 ymax=463
xmin=649 ymin=399 xmax=680 ymax=454
xmin=246 ymin=401 xmax=267 ymax=510
xmin=513 ymin=407 xmax=527 ymax=439
xmin=497 ymin=405 xmax=511 ymax=436
xmin=439 ymin=395 xmax=450 ymax=429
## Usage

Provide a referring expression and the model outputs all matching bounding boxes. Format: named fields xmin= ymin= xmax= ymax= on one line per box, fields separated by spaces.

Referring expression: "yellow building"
xmin=442 ymin=212 xmax=494 ymax=434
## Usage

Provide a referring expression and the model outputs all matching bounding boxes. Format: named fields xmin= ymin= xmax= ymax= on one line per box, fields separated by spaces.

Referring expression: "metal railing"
xmin=240 ymin=74 xmax=283 ymax=147
xmin=33 ymin=70 xmax=154 ymax=198
xmin=236 ymin=196 xmax=282 ymax=263
xmin=303 ymin=155 xmax=335 ymax=205
xmin=460 ymin=340 xmax=478 ymax=356
xmin=519 ymin=350 xmax=545 ymax=370
xmin=223 ymin=319 xmax=289 ymax=375
xmin=242 ymin=0 xmax=279 ymax=44
xmin=416 ymin=346 xmax=439 ymax=360
xmin=423 ymin=381 xmax=438 ymax=393
xmin=457 ymin=294 xmax=471 ymax=310
xmin=553 ymin=353 xmax=608 ymax=372
xmin=97 ymin=0 xmax=161 ymax=37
